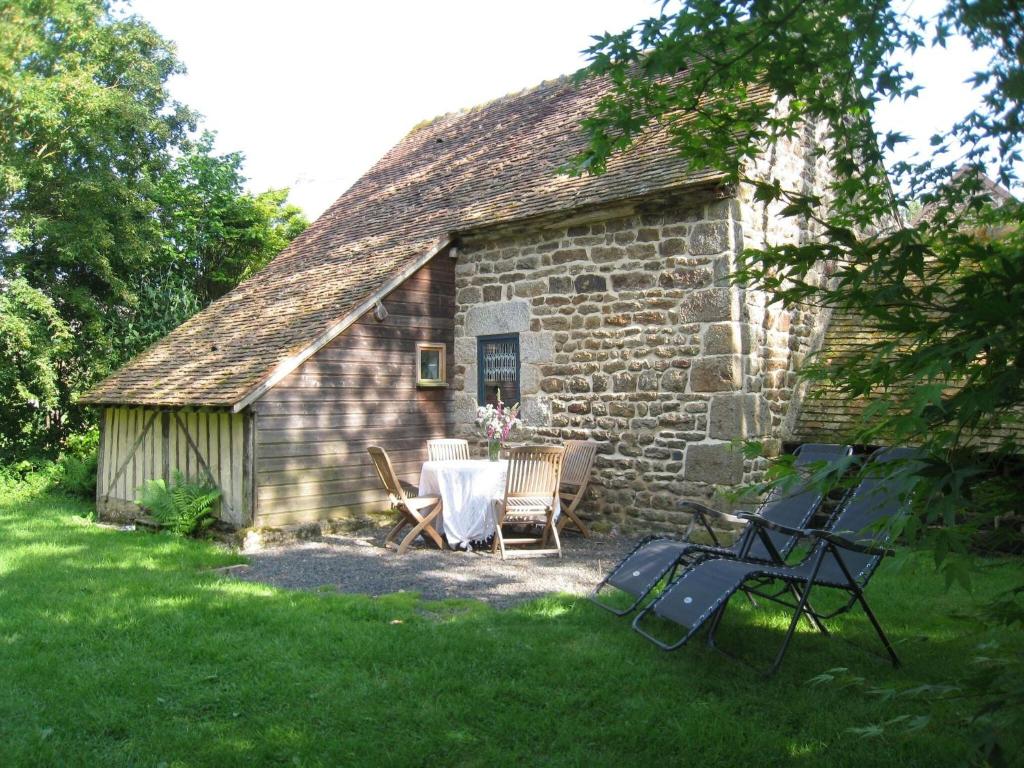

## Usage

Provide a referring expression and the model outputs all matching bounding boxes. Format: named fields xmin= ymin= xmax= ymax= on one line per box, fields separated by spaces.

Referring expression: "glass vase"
xmin=488 ymin=438 xmax=501 ymax=462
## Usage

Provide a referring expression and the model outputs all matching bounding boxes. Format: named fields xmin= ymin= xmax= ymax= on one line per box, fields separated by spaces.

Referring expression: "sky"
xmin=130 ymin=0 xmax=995 ymax=220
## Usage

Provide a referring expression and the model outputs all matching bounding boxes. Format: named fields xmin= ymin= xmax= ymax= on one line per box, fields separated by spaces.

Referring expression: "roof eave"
xmin=229 ymin=235 xmax=455 ymax=413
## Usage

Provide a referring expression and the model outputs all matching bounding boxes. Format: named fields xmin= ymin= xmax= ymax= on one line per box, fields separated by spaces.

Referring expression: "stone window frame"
xmin=476 ymin=333 xmax=520 ymax=406
xmin=415 ymin=342 xmax=447 ymax=388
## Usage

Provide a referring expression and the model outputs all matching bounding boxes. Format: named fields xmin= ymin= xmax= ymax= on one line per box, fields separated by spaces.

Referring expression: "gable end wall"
xmin=250 ymin=255 xmax=455 ymax=528
xmin=451 ymin=162 xmax=832 ymax=534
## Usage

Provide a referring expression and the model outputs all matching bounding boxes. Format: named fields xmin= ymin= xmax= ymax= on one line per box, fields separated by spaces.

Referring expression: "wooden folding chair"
xmin=367 ymin=446 xmax=445 ymax=554
xmin=426 ymin=439 xmax=471 ymax=462
xmin=556 ymin=440 xmax=597 ymax=538
xmin=492 ymin=445 xmax=565 ymax=559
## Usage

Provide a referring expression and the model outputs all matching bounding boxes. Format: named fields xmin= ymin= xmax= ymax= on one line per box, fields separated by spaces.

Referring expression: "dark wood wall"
xmin=250 ymin=255 xmax=455 ymax=527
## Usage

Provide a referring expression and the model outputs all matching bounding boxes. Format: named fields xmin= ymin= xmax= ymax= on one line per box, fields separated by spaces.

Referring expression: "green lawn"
xmin=1 ymin=479 xmax=1021 ymax=767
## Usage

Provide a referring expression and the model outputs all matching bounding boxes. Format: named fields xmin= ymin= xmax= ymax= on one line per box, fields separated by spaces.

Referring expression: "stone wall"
xmin=451 ymin=167 xmax=831 ymax=534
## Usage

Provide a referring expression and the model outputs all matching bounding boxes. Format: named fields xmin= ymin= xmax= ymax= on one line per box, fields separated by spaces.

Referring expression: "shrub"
xmin=49 ymin=428 xmax=100 ymax=500
xmin=136 ymin=471 xmax=221 ymax=537
xmin=55 ymin=452 xmax=98 ymax=500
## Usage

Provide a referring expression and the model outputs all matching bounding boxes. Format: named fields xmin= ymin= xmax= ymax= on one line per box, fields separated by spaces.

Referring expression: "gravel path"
xmin=229 ymin=528 xmax=640 ymax=609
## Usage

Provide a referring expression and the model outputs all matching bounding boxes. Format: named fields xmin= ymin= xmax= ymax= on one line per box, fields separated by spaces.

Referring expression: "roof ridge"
xmin=406 ymin=71 xmax=580 ymax=136
xmin=82 ymin=65 xmax=731 ymax=408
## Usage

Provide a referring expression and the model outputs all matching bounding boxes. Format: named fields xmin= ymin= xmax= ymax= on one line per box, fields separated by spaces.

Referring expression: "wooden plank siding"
xmin=251 ymin=254 xmax=455 ymax=528
xmin=96 ymin=406 xmax=248 ymax=526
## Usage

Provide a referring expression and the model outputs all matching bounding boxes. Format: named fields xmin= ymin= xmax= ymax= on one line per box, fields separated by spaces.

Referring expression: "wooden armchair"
xmin=556 ymin=440 xmax=598 ymax=538
xmin=426 ymin=439 xmax=471 ymax=462
xmin=492 ymin=445 xmax=565 ymax=559
xmin=367 ymin=446 xmax=445 ymax=554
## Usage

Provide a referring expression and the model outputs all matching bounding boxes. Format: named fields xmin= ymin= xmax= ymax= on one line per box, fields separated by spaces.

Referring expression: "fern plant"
xmin=136 ymin=471 xmax=220 ymax=537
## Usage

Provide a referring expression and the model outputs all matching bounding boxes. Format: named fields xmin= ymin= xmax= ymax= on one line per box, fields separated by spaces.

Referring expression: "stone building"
xmin=83 ymin=73 xmax=833 ymax=533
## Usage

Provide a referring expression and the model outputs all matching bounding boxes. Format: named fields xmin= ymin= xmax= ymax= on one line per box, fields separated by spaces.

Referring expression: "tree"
xmin=150 ymin=132 xmax=308 ymax=307
xmin=106 ymin=133 xmax=308 ymax=367
xmin=0 ymin=276 xmax=71 ymax=461
xmin=0 ymin=0 xmax=195 ymax=331
xmin=572 ymin=1 xmax=1022 ymax=762
xmin=0 ymin=0 xmax=194 ymax=442
xmin=0 ymin=1 xmax=308 ymax=446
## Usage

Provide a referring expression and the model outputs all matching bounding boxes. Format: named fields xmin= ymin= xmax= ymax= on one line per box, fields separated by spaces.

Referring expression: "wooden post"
xmin=242 ymin=409 xmax=256 ymax=527
xmin=161 ymin=411 xmax=171 ymax=485
xmin=94 ymin=408 xmax=107 ymax=519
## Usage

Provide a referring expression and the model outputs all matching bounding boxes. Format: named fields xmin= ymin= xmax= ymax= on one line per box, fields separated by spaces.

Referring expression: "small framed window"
xmin=416 ymin=343 xmax=447 ymax=387
xmin=477 ymin=333 xmax=520 ymax=406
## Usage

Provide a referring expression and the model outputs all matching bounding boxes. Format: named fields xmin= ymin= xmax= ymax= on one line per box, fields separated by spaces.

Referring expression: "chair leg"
xmin=384 ymin=514 xmax=408 ymax=549
xmin=397 ymin=507 xmax=444 ymax=555
xmin=495 ymin=526 xmax=508 ymax=559
xmin=420 ymin=505 xmax=445 ymax=550
xmin=853 ymin=588 xmax=901 ymax=668
xmin=768 ymin=551 xmax=828 ymax=676
xmin=705 ymin=601 xmax=730 ymax=651
xmin=785 ymin=582 xmax=831 ymax=636
xmin=548 ymin=511 xmax=562 ymax=558
xmin=556 ymin=507 xmax=592 ymax=538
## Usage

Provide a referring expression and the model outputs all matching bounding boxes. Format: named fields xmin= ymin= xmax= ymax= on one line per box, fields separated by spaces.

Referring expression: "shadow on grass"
xmin=0 ymin=490 xmax=1020 ymax=767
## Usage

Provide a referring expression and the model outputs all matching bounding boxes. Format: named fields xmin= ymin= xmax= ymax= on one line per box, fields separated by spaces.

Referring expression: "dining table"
xmin=417 ymin=458 xmax=560 ymax=548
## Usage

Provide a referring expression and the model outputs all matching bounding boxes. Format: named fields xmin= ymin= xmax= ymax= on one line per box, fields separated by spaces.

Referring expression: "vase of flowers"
xmin=475 ymin=390 xmax=521 ymax=462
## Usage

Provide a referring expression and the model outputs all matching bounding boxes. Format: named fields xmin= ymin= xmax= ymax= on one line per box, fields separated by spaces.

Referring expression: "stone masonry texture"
xmin=449 ymin=179 xmax=832 ymax=535
xmin=448 ymin=121 xmax=833 ymax=534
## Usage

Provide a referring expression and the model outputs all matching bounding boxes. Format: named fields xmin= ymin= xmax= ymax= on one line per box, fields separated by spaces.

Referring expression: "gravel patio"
xmin=228 ymin=529 xmax=641 ymax=609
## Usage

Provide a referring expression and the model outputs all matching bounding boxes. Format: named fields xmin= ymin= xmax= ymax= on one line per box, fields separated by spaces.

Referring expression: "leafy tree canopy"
xmin=574 ymin=1 xmax=1023 ymax=760
xmin=0 ymin=276 xmax=71 ymax=459
xmin=0 ymin=0 xmax=307 ymax=449
xmin=0 ymin=0 xmax=195 ymax=324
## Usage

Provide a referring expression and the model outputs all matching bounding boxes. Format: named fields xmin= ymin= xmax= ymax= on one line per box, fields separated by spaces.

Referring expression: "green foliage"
xmin=54 ymin=452 xmax=97 ymax=500
xmin=136 ymin=470 xmax=220 ymax=537
xmin=0 ymin=0 xmax=194 ymax=331
xmin=150 ymin=131 xmax=309 ymax=306
xmin=2 ymin=484 xmax=1023 ymax=765
xmin=574 ymin=1 xmax=1023 ymax=760
xmin=0 ymin=276 xmax=71 ymax=461
xmin=53 ymin=427 xmax=99 ymax=500
xmin=0 ymin=1 xmax=308 ymax=447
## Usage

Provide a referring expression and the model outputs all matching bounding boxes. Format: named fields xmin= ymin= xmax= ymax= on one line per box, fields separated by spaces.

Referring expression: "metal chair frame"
xmin=590 ymin=443 xmax=853 ymax=615
xmin=630 ymin=448 xmax=921 ymax=674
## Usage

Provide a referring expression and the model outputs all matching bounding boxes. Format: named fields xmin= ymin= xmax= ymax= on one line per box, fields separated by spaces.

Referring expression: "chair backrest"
xmin=427 ymin=439 xmax=470 ymax=462
xmin=817 ymin=446 xmax=924 ymax=583
xmin=504 ymin=445 xmax=564 ymax=502
xmin=561 ymin=440 xmax=597 ymax=488
xmin=367 ymin=446 xmax=406 ymax=506
xmin=743 ymin=443 xmax=853 ymax=561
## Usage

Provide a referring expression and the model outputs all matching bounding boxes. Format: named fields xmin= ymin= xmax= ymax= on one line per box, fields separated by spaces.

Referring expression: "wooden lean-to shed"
xmin=84 ymin=72 xmax=811 ymax=531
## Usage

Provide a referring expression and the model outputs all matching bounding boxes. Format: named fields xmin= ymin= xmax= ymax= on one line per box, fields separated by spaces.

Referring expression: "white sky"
xmin=130 ymin=0 xmax=996 ymax=219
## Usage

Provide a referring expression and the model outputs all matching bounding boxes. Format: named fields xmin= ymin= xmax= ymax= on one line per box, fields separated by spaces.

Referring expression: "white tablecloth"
xmin=418 ymin=459 xmax=508 ymax=547
xmin=418 ymin=458 xmax=562 ymax=547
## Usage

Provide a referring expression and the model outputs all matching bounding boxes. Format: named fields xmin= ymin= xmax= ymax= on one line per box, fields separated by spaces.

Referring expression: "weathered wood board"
xmin=251 ymin=253 xmax=455 ymax=528
xmin=96 ymin=407 xmax=249 ymax=526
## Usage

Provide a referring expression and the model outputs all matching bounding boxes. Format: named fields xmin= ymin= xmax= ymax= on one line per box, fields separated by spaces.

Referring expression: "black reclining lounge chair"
xmin=590 ymin=443 xmax=853 ymax=615
xmin=631 ymin=447 xmax=922 ymax=674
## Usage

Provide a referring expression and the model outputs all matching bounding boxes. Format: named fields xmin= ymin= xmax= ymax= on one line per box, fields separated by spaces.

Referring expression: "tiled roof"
xmin=791 ymin=311 xmax=1024 ymax=450
xmin=793 ymin=172 xmax=1021 ymax=449
xmin=789 ymin=308 xmax=886 ymax=444
xmin=84 ymin=74 xmax=754 ymax=408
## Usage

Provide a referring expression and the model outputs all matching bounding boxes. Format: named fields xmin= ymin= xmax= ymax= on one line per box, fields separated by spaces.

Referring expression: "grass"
xmin=1 ymin=478 xmax=1021 ymax=767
